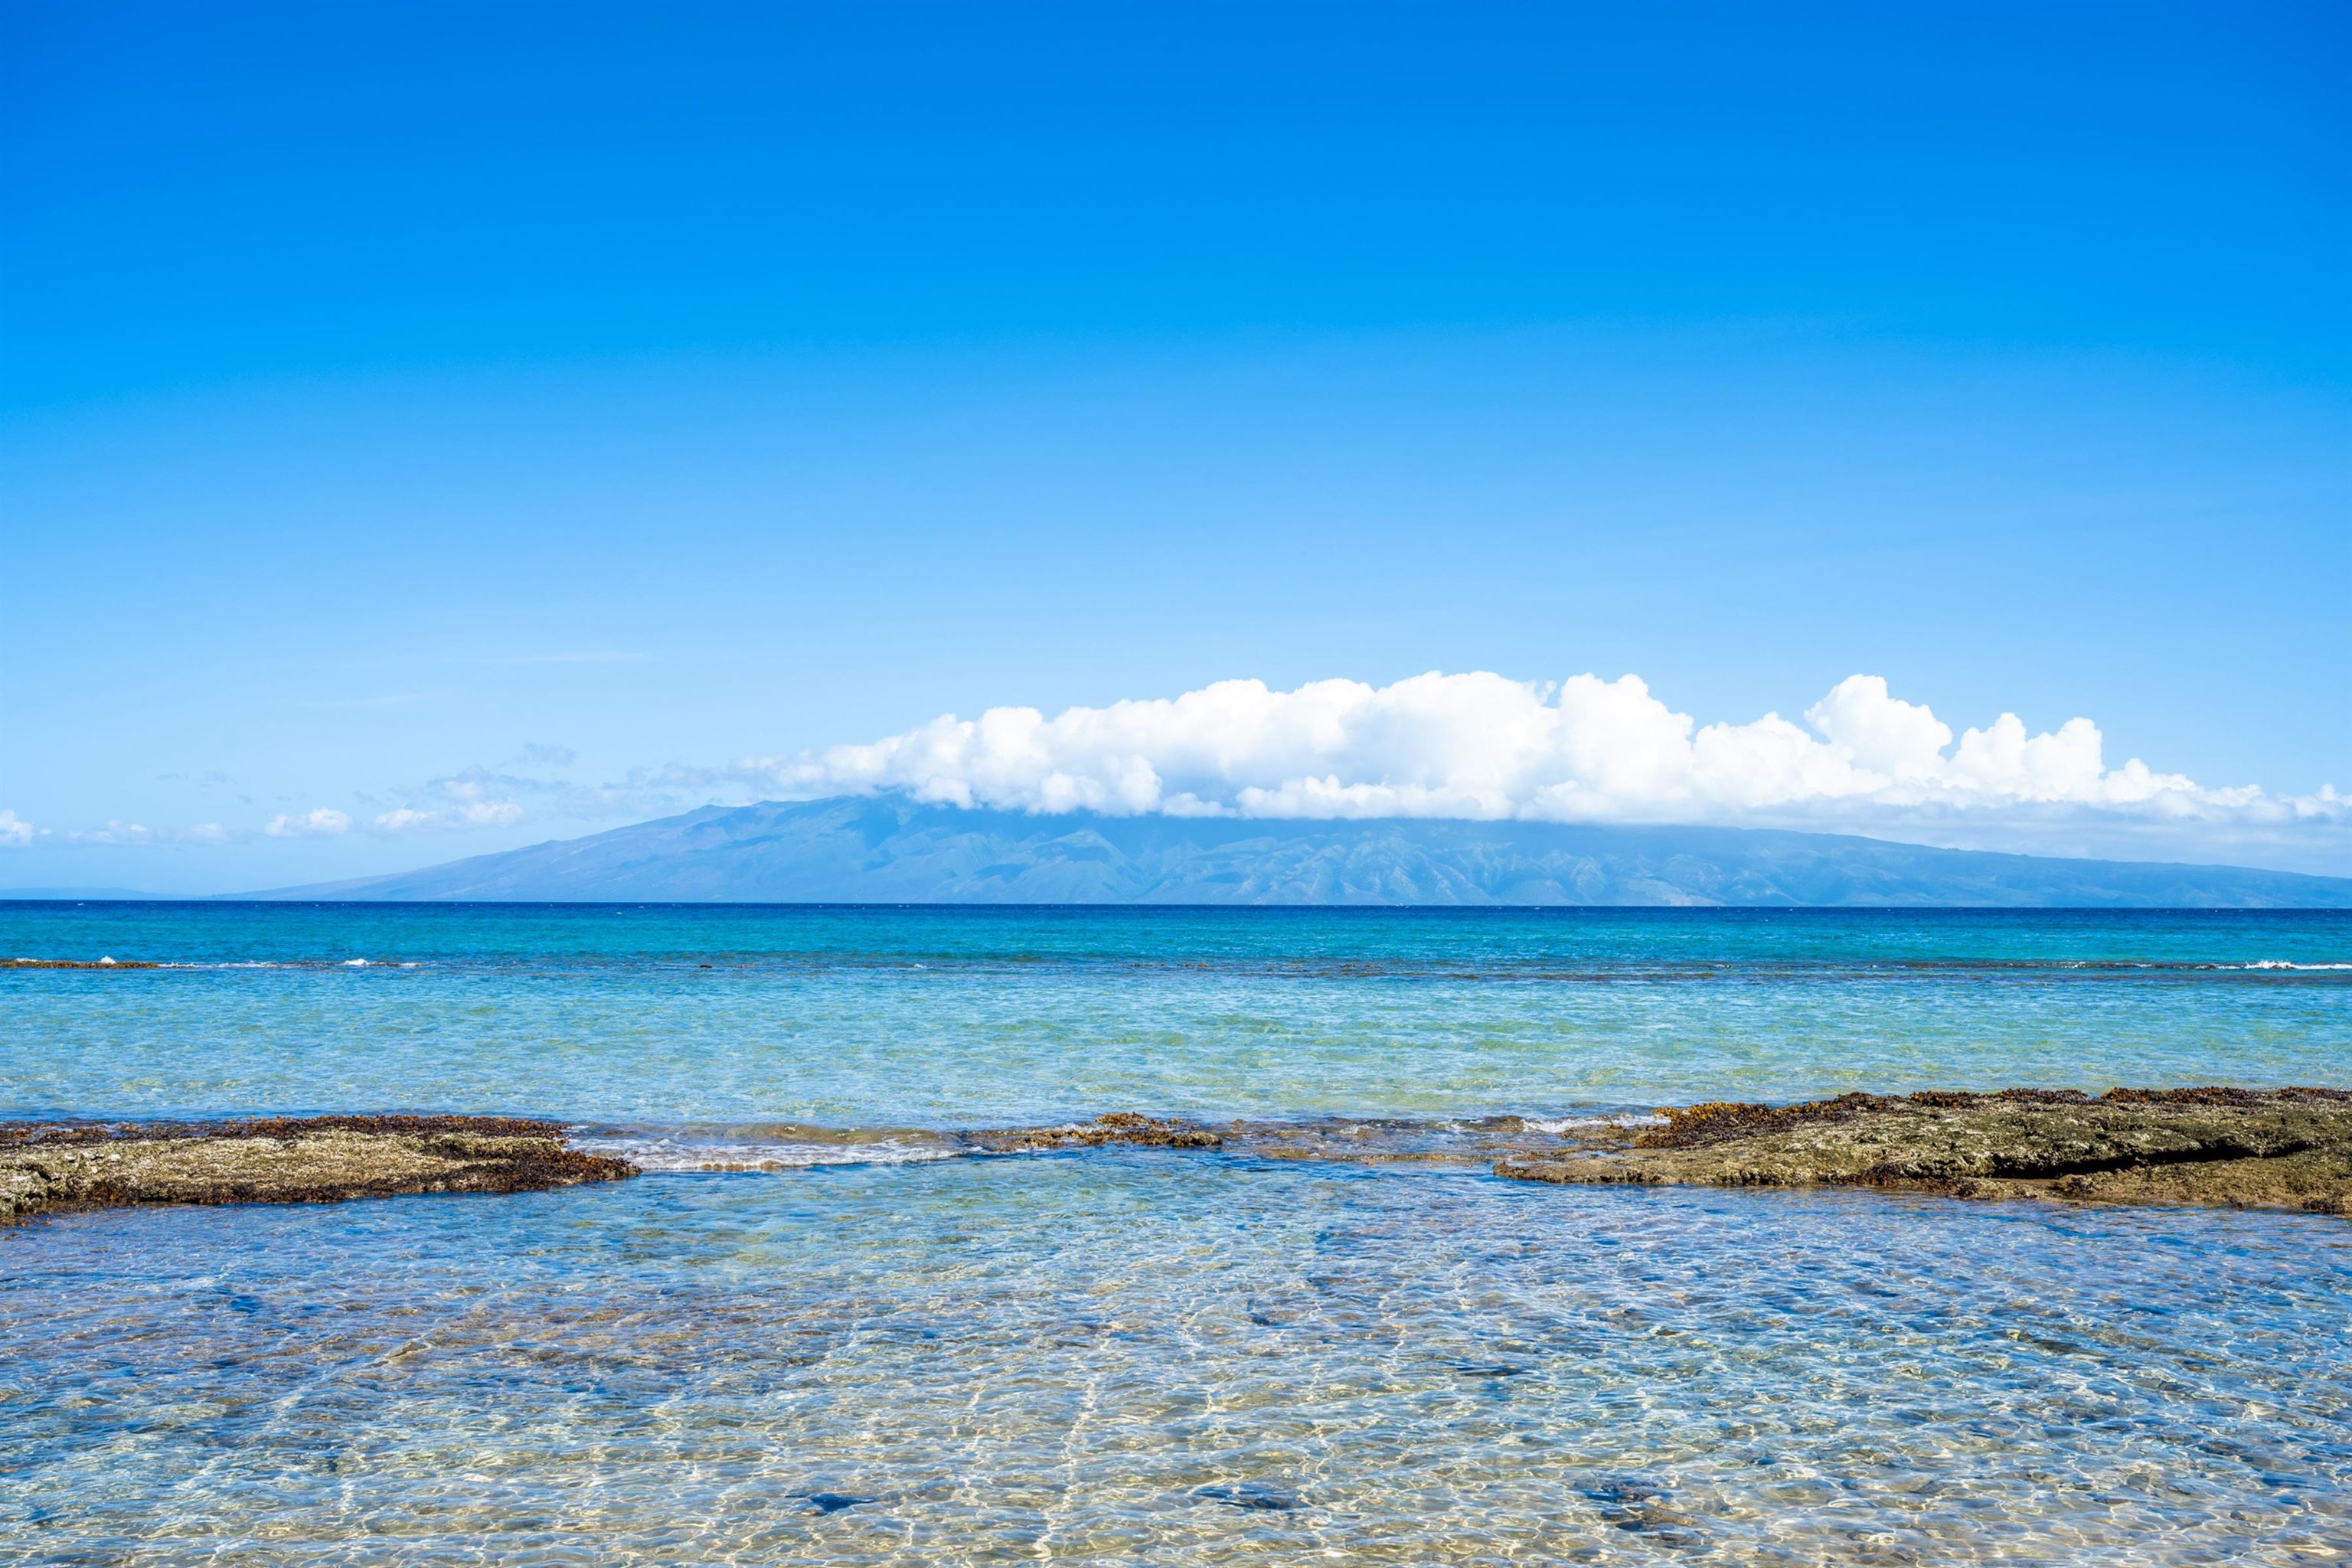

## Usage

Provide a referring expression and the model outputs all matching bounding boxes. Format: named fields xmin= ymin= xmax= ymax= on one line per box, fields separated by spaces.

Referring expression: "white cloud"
xmin=185 ymin=822 xmax=227 ymax=843
xmin=372 ymin=792 xmax=524 ymax=832
xmin=264 ymin=807 xmax=352 ymax=838
xmin=0 ymin=808 xmax=33 ymax=848
xmin=70 ymin=820 xmax=154 ymax=846
xmin=730 ymin=671 xmax=2345 ymax=836
xmin=1803 ymin=675 xmax=1951 ymax=782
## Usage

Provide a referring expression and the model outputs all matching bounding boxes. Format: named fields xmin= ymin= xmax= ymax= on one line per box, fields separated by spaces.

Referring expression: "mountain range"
xmin=250 ymin=797 xmax=2352 ymax=906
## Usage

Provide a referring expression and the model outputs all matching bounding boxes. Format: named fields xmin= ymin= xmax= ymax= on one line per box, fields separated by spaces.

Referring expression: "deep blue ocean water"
xmin=3 ymin=903 xmax=2347 ymax=1563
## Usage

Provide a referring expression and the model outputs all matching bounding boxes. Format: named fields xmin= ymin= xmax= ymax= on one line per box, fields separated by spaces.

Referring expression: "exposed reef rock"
xmin=969 ymin=1112 xmax=1226 ymax=1152
xmin=1 ymin=1115 xmax=635 ymax=1228
xmin=1494 ymin=1087 xmax=2352 ymax=1214
xmin=15 ymin=1094 xmax=2346 ymax=1228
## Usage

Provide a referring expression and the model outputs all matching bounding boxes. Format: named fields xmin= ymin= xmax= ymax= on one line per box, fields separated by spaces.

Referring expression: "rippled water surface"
xmin=6 ymin=1158 xmax=2349 ymax=1565
xmin=4 ymin=903 xmax=2347 ymax=1126
xmin=4 ymin=904 xmax=2348 ymax=1562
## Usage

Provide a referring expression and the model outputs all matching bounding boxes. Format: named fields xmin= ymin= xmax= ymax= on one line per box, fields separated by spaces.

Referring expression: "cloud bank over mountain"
xmin=12 ymin=671 xmax=2342 ymax=890
xmin=735 ymin=673 xmax=2343 ymax=841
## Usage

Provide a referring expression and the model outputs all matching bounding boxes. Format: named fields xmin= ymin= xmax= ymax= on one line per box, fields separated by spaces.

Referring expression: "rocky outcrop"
xmin=1 ymin=1115 xmax=635 ymax=1227
xmin=1495 ymin=1087 xmax=2352 ymax=1214
xmin=968 ymin=1112 xmax=1226 ymax=1152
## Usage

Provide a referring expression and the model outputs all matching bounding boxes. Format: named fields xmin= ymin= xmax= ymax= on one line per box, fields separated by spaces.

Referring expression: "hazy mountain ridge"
xmin=252 ymin=798 xmax=2352 ymax=907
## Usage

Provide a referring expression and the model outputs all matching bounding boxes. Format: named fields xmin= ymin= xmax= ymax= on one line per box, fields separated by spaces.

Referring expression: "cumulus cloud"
xmin=0 ymin=808 xmax=34 ymax=848
xmin=371 ymin=772 xmax=526 ymax=832
xmin=264 ymin=807 xmax=352 ymax=838
xmin=184 ymin=822 xmax=227 ymax=843
xmin=729 ymin=671 xmax=2344 ymax=835
xmin=374 ymin=800 xmax=524 ymax=831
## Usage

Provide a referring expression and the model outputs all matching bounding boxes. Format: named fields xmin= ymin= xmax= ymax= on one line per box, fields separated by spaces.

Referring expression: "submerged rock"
xmin=1494 ymin=1087 xmax=2352 ymax=1214
xmin=1192 ymin=1481 xmax=1307 ymax=1511
xmin=0 ymin=1115 xmax=635 ymax=1227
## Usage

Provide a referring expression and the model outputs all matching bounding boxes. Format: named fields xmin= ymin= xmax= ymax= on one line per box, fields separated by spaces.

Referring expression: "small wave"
xmin=577 ymin=1125 xmax=964 ymax=1173
xmin=575 ymin=1109 xmax=1711 ymax=1174
xmin=2240 ymin=960 xmax=2352 ymax=971
xmin=148 ymin=959 xmax=423 ymax=971
xmin=1512 ymin=1113 xmax=1665 ymax=1137
xmin=599 ymin=1141 xmax=962 ymax=1172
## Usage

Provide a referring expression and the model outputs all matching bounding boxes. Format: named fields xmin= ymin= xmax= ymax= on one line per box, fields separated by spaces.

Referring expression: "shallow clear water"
xmin=6 ymin=1158 xmax=2349 ymax=1565
xmin=3 ymin=903 xmax=2348 ymax=1562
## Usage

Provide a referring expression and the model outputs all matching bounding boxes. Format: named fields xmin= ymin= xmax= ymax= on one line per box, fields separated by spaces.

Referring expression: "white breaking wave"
xmin=148 ymin=959 xmax=422 ymax=969
xmin=1511 ymin=1114 xmax=1666 ymax=1137
xmin=2241 ymin=960 xmax=2352 ymax=971
xmin=577 ymin=1132 xmax=963 ymax=1172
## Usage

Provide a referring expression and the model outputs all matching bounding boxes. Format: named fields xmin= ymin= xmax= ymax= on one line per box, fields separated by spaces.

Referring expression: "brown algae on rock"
xmin=1 ymin=1114 xmax=635 ymax=1228
xmin=1494 ymin=1087 xmax=2352 ymax=1214
xmin=969 ymin=1112 xmax=1226 ymax=1152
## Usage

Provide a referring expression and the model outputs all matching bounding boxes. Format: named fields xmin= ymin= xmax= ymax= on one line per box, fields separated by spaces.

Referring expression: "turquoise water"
xmin=4 ymin=903 xmax=2349 ymax=1563
xmin=4 ymin=903 xmax=2347 ymax=1129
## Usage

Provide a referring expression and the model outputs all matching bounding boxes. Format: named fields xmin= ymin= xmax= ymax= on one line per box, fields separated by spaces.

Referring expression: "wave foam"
xmin=577 ymin=1129 xmax=963 ymax=1173
xmin=1512 ymin=1114 xmax=1666 ymax=1137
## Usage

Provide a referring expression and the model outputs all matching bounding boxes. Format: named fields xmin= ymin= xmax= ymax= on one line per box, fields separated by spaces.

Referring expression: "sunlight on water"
xmin=5 ymin=1157 xmax=2348 ymax=1565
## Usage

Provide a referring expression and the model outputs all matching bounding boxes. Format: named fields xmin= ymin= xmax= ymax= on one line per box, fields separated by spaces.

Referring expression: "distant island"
xmin=230 ymin=797 xmax=2352 ymax=907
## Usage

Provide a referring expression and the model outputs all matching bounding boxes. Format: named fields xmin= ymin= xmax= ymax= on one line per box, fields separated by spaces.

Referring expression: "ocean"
xmin=4 ymin=903 xmax=2348 ymax=1563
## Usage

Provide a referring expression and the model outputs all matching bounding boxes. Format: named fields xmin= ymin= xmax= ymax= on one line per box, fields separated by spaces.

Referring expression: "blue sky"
xmin=2 ymin=1 xmax=2347 ymax=890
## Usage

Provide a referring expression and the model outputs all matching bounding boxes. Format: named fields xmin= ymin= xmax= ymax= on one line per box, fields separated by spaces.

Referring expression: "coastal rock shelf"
xmin=1496 ymin=1087 xmax=2352 ymax=1214
xmin=0 ymin=1116 xmax=636 ymax=1228
xmin=969 ymin=1112 xmax=1228 ymax=1152
xmin=9 ymin=1092 xmax=2350 ymax=1228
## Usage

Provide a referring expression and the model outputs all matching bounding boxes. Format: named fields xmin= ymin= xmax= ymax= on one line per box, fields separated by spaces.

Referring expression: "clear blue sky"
xmin=2 ymin=1 xmax=2347 ymax=890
